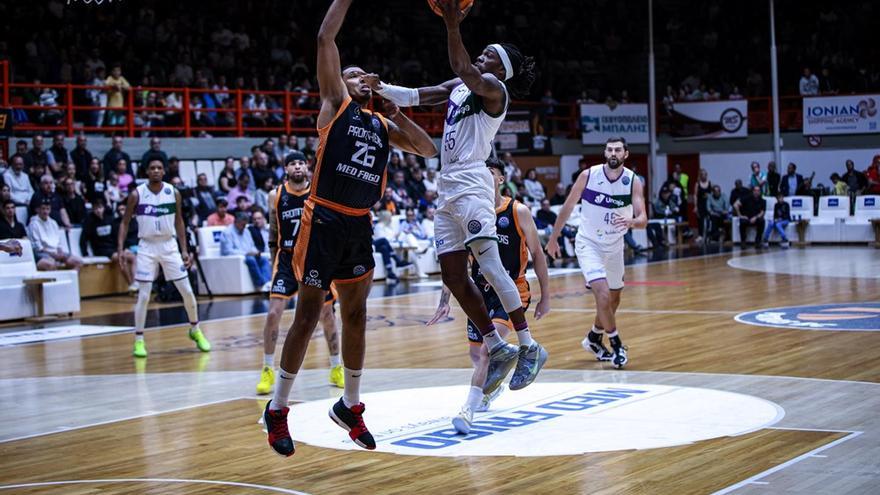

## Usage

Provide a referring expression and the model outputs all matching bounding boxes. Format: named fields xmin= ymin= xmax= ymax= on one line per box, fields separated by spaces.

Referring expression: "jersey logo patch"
xmin=498 ymin=216 xmax=510 ymax=228
xmin=622 ymin=176 xmax=631 ymax=186
xmin=164 ymin=188 xmax=171 ymax=194
xmin=353 ymin=265 xmax=366 ymax=276
xmin=468 ymin=220 xmax=483 ymax=235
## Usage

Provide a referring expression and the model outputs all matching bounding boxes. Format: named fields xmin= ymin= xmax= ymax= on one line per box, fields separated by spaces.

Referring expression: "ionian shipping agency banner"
xmin=670 ymin=100 xmax=748 ymax=140
xmin=580 ymin=104 xmax=649 ymax=145
xmin=803 ymin=94 xmax=880 ymax=135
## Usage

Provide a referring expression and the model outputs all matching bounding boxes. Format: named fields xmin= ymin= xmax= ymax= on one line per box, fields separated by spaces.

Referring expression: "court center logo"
xmin=288 ymin=382 xmax=782 ymax=457
xmin=736 ymin=303 xmax=880 ymax=331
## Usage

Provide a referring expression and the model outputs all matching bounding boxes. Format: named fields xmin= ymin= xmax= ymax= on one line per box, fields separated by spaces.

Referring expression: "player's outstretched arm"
xmin=437 ymin=0 xmax=505 ymax=104
xmin=516 ymin=203 xmax=551 ymax=319
xmin=546 ymin=170 xmax=588 ymax=259
xmin=363 ymin=74 xmax=460 ymax=107
xmin=117 ymin=190 xmax=138 ymax=270
xmin=316 ymin=0 xmax=354 ymax=121
xmin=382 ymin=101 xmax=438 ymax=158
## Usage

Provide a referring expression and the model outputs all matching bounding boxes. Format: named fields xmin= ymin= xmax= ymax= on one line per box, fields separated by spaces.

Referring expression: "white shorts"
xmin=575 ymin=235 xmax=625 ymax=290
xmin=135 ymin=237 xmax=188 ymax=282
xmin=434 ymin=165 xmax=497 ymax=256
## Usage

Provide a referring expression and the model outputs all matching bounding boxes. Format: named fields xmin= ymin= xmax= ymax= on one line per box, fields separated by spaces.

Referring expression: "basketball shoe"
xmin=582 ymin=332 xmax=613 ymax=361
xmin=329 ymin=365 xmax=345 ymax=388
xmin=256 ymin=366 xmax=275 ymax=395
xmin=483 ymin=342 xmax=519 ymax=394
xmin=263 ymin=402 xmax=295 ymax=457
xmin=509 ymin=342 xmax=548 ymax=390
xmin=132 ymin=339 xmax=147 ymax=358
xmin=610 ymin=336 xmax=628 ymax=369
xmin=475 ymin=384 xmax=505 ymax=413
xmin=329 ymin=398 xmax=375 ymax=450
xmin=188 ymin=327 xmax=211 ymax=352
xmin=452 ymin=406 xmax=473 ymax=434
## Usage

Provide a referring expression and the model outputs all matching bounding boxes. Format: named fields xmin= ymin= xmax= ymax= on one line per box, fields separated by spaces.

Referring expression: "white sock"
xmin=134 ymin=282 xmax=151 ymax=333
xmin=135 ymin=333 xmax=145 ymax=342
xmin=172 ymin=278 xmax=199 ymax=324
xmin=466 ymin=386 xmax=483 ymax=410
xmin=263 ymin=354 xmax=274 ymax=368
xmin=607 ymin=329 xmax=619 ymax=339
xmin=483 ymin=328 xmax=504 ymax=351
xmin=514 ymin=325 xmax=534 ymax=347
xmin=329 ymin=354 xmax=341 ymax=368
xmin=269 ymin=368 xmax=296 ymax=410
xmin=342 ymin=367 xmax=362 ymax=408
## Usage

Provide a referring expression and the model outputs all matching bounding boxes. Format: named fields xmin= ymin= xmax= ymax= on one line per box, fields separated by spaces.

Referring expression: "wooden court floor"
xmin=0 ymin=247 xmax=878 ymax=494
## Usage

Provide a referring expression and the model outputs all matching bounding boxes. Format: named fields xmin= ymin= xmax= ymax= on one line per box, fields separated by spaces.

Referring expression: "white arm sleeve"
xmin=376 ymin=83 xmax=420 ymax=107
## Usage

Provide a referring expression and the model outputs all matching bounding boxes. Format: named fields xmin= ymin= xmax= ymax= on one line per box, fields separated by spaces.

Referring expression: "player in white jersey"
xmin=547 ymin=138 xmax=647 ymax=369
xmin=117 ymin=159 xmax=210 ymax=358
xmin=364 ymin=0 xmax=546 ymax=390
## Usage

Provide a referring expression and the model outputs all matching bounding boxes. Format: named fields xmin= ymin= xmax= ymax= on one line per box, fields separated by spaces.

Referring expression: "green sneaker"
xmin=189 ymin=327 xmax=211 ymax=352
xmin=133 ymin=339 xmax=148 ymax=358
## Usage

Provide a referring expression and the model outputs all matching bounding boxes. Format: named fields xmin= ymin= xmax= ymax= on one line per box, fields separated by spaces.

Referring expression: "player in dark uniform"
xmin=264 ymin=0 xmax=437 ymax=458
xmin=255 ymin=151 xmax=344 ymax=396
xmin=428 ymin=158 xmax=551 ymax=434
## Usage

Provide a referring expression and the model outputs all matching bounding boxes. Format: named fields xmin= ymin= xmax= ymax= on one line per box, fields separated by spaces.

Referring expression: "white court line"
xmin=369 ymin=302 xmax=741 ymax=316
xmin=0 ymin=478 xmax=311 ymax=494
xmin=711 ymin=430 xmax=863 ymax=495
xmin=0 ymin=395 xmax=246 ymax=445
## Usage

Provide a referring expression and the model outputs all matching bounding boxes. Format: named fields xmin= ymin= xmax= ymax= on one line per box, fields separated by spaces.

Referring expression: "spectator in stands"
xmin=407 ymin=168 xmax=427 ymax=202
xmin=238 ymin=155 xmax=256 ymax=191
xmin=276 ymin=134 xmax=291 ymax=162
xmin=799 ymin=67 xmax=819 ymax=96
xmin=398 ymin=208 xmax=429 ymax=247
xmin=194 ymin=173 xmax=217 ymax=222
xmin=0 ymin=185 xmax=9 ymax=205
xmin=105 ymin=65 xmax=131 ymax=126
xmin=302 ymin=136 xmax=318 ymax=164
xmin=820 ymin=68 xmax=838 ymax=95
xmin=220 ymin=211 xmax=271 ymax=291
xmin=82 ymin=158 xmax=106 ymax=205
xmin=421 ymin=206 xmax=436 ymax=240
xmin=865 ymin=155 xmax=880 ymax=195
xmin=749 ymin=161 xmax=768 ymax=195
xmin=422 ymin=167 xmax=438 ymax=194
xmin=114 ymin=159 xmax=135 ymax=196
xmin=706 ymin=185 xmax=730 ymax=242
xmin=138 ymin=138 xmax=168 ymax=177
xmin=226 ymin=172 xmax=254 ymax=210
xmin=536 ymin=198 xmax=574 ymax=257
xmin=80 ymin=199 xmax=116 ymax=257
xmin=502 ymin=152 xmax=523 ymax=186
xmin=234 ymin=195 xmax=251 ymax=214
xmin=729 ymin=86 xmax=744 ymax=100
xmin=377 ymin=186 xmax=398 ymax=215
xmin=780 ymin=163 xmax=804 ymax=197
xmin=648 ymin=185 xmax=681 ymax=247
xmin=372 ymin=210 xmax=412 ymax=282
xmin=102 ymin=136 xmax=131 ymax=177
xmin=0 ymin=200 xmax=27 ymax=239
xmin=524 ymin=169 xmax=546 ymax=201
xmin=29 ymin=175 xmax=70 ymax=228
xmin=48 ymin=134 xmax=70 ymax=173
xmin=70 ymin=135 xmax=93 ymax=180
xmin=61 ymin=177 xmax=86 ymax=226
xmin=571 ymin=158 xmax=589 ymax=184
xmin=254 ymin=176 xmax=274 ymax=213
xmin=762 ymin=192 xmax=791 ymax=249
xmin=4 ymin=155 xmax=34 ymax=208
xmin=217 ymin=157 xmax=238 ymax=194
xmin=767 ymin=161 xmax=780 ymax=196
xmin=105 ymin=172 xmax=122 ymax=210
xmin=249 ymin=209 xmax=269 ymax=249
xmin=28 ymin=200 xmax=82 ymax=271
xmin=389 ymin=170 xmax=412 ymax=210
xmin=87 ymin=67 xmax=108 ymax=127
xmin=730 ymin=178 xmax=749 ymax=206
xmin=734 ymin=186 xmax=766 ymax=248
xmin=830 ymin=173 xmax=848 ymax=196
xmin=206 ymin=197 xmax=234 ymax=226
xmin=693 ymin=168 xmax=712 ymax=243
xmin=26 ymin=135 xmax=52 ymax=173
xmin=261 ymin=139 xmax=280 ymax=172
xmin=842 ymin=159 xmax=867 ymax=195
xmin=549 ymin=182 xmax=567 ymax=205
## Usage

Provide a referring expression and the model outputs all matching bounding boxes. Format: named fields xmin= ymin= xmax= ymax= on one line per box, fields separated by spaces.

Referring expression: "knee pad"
xmin=469 ymin=238 xmax=522 ymax=312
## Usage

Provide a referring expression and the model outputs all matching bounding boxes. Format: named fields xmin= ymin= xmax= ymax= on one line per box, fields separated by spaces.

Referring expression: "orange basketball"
xmin=428 ymin=0 xmax=474 ymax=16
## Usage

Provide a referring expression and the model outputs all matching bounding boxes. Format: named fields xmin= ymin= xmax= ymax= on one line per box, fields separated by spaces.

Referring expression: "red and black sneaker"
xmin=328 ymin=398 xmax=376 ymax=450
xmin=263 ymin=401 xmax=295 ymax=457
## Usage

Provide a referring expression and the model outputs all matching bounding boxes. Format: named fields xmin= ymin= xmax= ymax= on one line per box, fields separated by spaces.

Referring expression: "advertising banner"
xmin=580 ymin=104 xmax=649 ymax=145
xmin=803 ymin=95 xmax=879 ymax=135
xmin=671 ymin=100 xmax=748 ymax=140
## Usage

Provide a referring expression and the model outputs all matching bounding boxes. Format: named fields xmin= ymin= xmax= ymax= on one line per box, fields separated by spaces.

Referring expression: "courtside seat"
xmin=196 ymin=226 xmax=256 ymax=295
xmin=178 ymin=160 xmax=197 ymax=187
xmin=842 ymin=195 xmax=880 ymax=243
xmin=0 ymin=239 xmax=80 ymax=321
xmin=763 ymin=196 xmax=777 ymax=221
xmin=811 ymin=196 xmax=850 ymax=242
xmin=66 ymin=228 xmax=111 ymax=265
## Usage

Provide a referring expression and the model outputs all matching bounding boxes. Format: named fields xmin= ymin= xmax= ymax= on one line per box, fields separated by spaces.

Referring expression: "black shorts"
xmin=466 ymin=279 xmax=531 ymax=344
xmin=293 ymin=202 xmax=375 ymax=291
xmin=271 ymin=250 xmax=337 ymax=304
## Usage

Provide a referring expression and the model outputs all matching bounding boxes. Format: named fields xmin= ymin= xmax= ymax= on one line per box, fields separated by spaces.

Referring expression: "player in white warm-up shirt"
xmin=117 ymin=159 xmax=210 ymax=358
xmin=547 ymin=138 xmax=648 ymax=369
xmin=364 ymin=0 xmax=547 ymax=391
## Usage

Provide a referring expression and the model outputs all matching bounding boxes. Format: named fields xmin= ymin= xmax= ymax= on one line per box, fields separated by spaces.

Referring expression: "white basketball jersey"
xmin=578 ymin=165 xmax=635 ymax=249
xmin=135 ymin=182 xmax=178 ymax=241
xmin=440 ymin=82 xmax=508 ymax=173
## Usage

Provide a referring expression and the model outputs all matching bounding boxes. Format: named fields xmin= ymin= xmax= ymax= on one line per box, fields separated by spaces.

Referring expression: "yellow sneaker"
xmin=188 ymin=327 xmax=211 ymax=352
xmin=329 ymin=364 xmax=345 ymax=388
xmin=132 ymin=339 xmax=147 ymax=358
xmin=256 ymin=366 xmax=275 ymax=395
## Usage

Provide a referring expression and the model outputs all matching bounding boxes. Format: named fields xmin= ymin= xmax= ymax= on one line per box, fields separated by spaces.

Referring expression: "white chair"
xmin=842 ymin=195 xmax=880 ymax=242
xmin=195 ymin=226 xmax=257 ymax=295
xmin=0 ymin=239 xmax=80 ymax=320
xmin=178 ymin=160 xmax=197 ymax=187
xmin=762 ymin=196 xmax=777 ymax=221
xmin=811 ymin=196 xmax=850 ymax=242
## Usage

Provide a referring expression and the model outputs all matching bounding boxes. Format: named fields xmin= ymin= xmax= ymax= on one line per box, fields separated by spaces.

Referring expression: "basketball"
xmin=428 ymin=0 xmax=474 ymax=16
